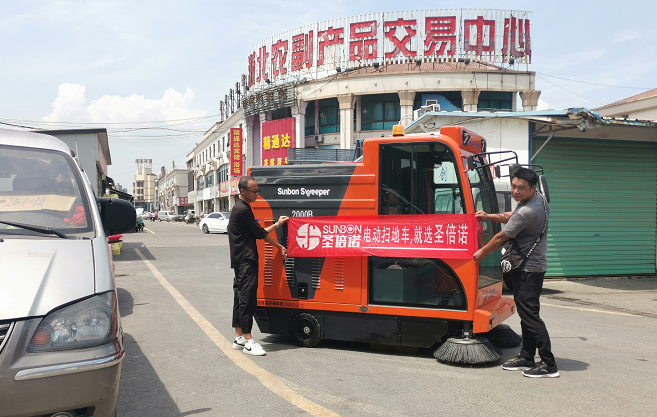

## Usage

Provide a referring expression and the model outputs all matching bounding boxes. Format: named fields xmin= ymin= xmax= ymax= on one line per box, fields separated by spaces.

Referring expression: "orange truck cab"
xmin=249 ymin=125 xmax=516 ymax=351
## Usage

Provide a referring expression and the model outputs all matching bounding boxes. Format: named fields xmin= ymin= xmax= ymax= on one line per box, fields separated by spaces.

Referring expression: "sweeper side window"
xmin=379 ymin=142 xmax=464 ymax=215
xmin=368 ymin=257 xmax=467 ymax=310
xmin=468 ymin=157 xmax=503 ymax=288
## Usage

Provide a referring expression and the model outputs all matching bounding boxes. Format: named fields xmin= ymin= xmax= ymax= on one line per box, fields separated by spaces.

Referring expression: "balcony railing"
xmin=287 ymin=148 xmax=356 ymax=164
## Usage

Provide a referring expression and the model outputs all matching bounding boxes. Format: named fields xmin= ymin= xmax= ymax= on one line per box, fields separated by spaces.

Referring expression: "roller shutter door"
xmin=532 ymin=138 xmax=657 ymax=276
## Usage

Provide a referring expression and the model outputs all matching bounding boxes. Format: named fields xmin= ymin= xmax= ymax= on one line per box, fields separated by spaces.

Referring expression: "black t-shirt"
xmin=228 ymin=198 xmax=269 ymax=268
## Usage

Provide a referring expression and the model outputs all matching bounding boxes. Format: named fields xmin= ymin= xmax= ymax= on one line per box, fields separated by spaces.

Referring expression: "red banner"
xmin=262 ymin=117 xmax=294 ymax=166
xmin=230 ymin=128 xmax=243 ymax=176
xmin=288 ymin=214 xmax=478 ymax=259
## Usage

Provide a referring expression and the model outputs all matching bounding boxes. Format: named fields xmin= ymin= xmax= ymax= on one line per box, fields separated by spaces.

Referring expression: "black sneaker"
xmin=502 ymin=355 xmax=536 ymax=371
xmin=523 ymin=362 xmax=560 ymax=378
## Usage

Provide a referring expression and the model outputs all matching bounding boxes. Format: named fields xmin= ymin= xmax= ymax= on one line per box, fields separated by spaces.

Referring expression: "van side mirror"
xmin=539 ymin=175 xmax=550 ymax=203
xmin=97 ymin=197 xmax=136 ymax=235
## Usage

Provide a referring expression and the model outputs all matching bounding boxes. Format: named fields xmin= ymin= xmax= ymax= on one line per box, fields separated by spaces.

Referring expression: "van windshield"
xmin=0 ymin=145 xmax=93 ymax=237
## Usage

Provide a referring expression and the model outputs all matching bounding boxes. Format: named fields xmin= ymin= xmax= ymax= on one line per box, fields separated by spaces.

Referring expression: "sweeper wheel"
xmin=433 ymin=336 xmax=501 ymax=365
xmin=290 ymin=312 xmax=322 ymax=347
xmin=485 ymin=324 xmax=522 ymax=348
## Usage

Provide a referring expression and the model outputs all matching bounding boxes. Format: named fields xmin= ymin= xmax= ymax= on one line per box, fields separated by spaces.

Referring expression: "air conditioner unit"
xmin=425 ymin=99 xmax=439 ymax=106
xmin=315 ymin=135 xmax=324 ymax=144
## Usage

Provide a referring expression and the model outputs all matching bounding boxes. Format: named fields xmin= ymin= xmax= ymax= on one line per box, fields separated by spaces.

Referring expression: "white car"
xmin=199 ymin=212 xmax=230 ymax=234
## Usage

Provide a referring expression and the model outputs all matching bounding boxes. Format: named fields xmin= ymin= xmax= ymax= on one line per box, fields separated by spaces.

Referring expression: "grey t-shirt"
xmin=502 ymin=193 xmax=549 ymax=272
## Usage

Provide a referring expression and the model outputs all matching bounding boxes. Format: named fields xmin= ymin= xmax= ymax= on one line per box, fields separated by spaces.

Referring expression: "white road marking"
xmin=542 ymin=303 xmax=638 ymax=317
xmin=134 ymin=248 xmax=341 ymax=417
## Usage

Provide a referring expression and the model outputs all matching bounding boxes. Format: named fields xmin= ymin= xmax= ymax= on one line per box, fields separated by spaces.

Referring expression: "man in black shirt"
xmin=228 ymin=175 xmax=288 ymax=356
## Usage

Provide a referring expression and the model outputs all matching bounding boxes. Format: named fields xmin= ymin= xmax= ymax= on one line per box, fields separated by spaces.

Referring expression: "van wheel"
xmin=202 ymin=224 xmax=209 ymax=234
xmin=290 ymin=312 xmax=321 ymax=347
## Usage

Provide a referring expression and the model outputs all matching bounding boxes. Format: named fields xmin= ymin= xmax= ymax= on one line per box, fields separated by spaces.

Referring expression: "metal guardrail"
xmin=287 ymin=148 xmax=356 ymax=163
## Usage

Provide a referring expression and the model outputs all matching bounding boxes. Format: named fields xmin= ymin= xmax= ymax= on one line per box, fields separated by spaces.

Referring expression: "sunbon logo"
xmin=296 ymin=223 xmax=321 ymax=250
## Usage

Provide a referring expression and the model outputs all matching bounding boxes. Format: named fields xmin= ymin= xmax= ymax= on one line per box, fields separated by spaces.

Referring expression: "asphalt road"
xmin=114 ymin=220 xmax=657 ymax=417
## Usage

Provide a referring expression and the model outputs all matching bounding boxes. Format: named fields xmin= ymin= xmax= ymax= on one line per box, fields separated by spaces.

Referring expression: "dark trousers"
xmin=232 ymin=260 xmax=259 ymax=334
xmin=511 ymin=270 xmax=556 ymax=368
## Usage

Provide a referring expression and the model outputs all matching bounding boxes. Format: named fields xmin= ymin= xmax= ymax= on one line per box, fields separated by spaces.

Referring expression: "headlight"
xmin=28 ymin=291 xmax=118 ymax=352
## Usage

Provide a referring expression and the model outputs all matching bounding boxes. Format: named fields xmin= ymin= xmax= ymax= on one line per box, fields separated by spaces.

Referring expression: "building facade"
xmin=133 ymin=159 xmax=157 ymax=211
xmin=594 ymin=88 xmax=657 ymax=121
xmin=156 ymin=168 xmax=192 ymax=215
xmin=189 ymin=109 xmax=245 ymax=215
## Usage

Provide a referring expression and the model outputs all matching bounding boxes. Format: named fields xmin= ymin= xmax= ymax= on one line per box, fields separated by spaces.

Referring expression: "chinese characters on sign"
xmin=261 ymin=117 xmax=295 ymax=166
xmin=288 ymin=214 xmax=478 ymax=259
xmin=247 ymin=9 xmax=532 ymax=87
xmin=230 ymin=128 xmax=243 ymax=176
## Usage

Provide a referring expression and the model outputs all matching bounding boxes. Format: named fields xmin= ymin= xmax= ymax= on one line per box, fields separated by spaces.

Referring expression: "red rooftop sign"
xmin=248 ymin=9 xmax=532 ymax=88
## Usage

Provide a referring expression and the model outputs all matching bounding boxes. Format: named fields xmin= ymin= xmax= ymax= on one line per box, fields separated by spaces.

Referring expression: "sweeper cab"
xmin=249 ymin=125 xmax=548 ymax=364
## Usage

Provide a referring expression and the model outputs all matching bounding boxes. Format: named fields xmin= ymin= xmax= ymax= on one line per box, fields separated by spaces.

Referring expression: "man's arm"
xmin=473 ymin=230 xmax=512 ymax=264
xmin=262 ymin=216 xmax=290 ymax=260
xmin=475 ymin=210 xmax=513 ymax=224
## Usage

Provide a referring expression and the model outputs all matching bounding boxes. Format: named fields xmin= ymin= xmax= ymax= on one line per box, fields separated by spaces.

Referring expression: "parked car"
xmin=198 ymin=212 xmax=231 ymax=234
xmin=157 ymin=210 xmax=175 ymax=222
xmin=0 ymin=128 xmax=135 ymax=417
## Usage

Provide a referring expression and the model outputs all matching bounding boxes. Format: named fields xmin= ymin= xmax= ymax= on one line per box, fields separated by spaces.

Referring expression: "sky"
xmin=1 ymin=0 xmax=656 ymax=192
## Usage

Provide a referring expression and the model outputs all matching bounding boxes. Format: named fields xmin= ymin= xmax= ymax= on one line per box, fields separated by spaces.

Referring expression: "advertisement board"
xmin=262 ymin=118 xmax=294 ymax=166
xmin=247 ymin=9 xmax=532 ymax=88
xmin=288 ymin=214 xmax=478 ymax=259
xmin=220 ymin=180 xmax=230 ymax=197
xmin=230 ymin=177 xmax=240 ymax=195
xmin=230 ymin=128 xmax=243 ymax=176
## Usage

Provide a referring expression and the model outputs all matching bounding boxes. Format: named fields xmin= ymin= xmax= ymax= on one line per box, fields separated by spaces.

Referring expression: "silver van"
xmin=0 ymin=129 xmax=135 ymax=417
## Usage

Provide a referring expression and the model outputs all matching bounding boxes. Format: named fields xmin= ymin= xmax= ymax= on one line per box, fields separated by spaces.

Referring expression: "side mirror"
xmin=97 ymin=197 xmax=137 ymax=235
xmin=494 ymin=165 xmax=501 ymax=178
xmin=539 ymin=175 xmax=550 ymax=203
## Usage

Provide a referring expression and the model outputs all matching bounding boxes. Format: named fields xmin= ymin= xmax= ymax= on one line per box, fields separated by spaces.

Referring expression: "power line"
xmin=536 ymin=75 xmax=607 ymax=105
xmin=538 ymin=73 xmax=654 ymax=90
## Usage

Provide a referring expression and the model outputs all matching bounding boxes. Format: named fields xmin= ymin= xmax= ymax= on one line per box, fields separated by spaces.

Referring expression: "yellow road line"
xmin=144 ymin=228 xmax=155 ymax=235
xmin=542 ymin=303 xmax=637 ymax=317
xmin=134 ymin=248 xmax=340 ymax=417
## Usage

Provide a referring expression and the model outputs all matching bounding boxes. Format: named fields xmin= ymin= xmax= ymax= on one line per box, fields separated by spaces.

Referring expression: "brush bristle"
xmin=434 ymin=338 xmax=501 ymax=365
xmin=486 ymin=324 xmax=522 ymax=348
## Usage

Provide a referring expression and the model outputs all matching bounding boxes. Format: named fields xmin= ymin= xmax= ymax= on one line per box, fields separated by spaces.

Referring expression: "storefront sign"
xmin=220 ymin=180 xmax=230 ymax=197
xmin=202 ymin=187 xmax=212 ymax=201
xmin=178 ymin=197 xmax=193 ymax=206
xmin=288 ymin=214 xmax=478 ymax=259
xmin=230 ymin=128 xmax=243 ymax=176
xmin=262 ymin=118 xmax=294 ymax=166
xmin=247 ymin=9 xmax=531 ymax=88
xmin=230 ymin=177 xmax=240 ymax=195
xmin=197 ymin=188 xmax=203 ymax=201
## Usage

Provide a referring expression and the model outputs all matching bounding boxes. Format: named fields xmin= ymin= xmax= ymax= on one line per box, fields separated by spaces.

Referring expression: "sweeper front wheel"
xmin=290 ymin=312 xmax=322 ymax=347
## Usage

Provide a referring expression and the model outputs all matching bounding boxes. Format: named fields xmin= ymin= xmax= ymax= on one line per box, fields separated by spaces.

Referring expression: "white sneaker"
xmin=232 ymin=335 xmax=246 ymax=350
xmin=243 ymin=340 xmax=266 ymax=356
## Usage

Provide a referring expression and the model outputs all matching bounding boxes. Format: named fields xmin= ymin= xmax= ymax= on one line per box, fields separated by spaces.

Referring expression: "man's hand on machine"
xmin=475 ymin=210 xmax=489 ymax=220
xmin=280 ymin=246 xmax=288 ymax=261
xmin=277 ymin=216 xmax=289 ymax=227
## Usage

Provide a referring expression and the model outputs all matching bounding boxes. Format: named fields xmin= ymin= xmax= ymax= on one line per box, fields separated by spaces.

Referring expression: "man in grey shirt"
xmin=474 ymin=167 xmax=558 ymax=378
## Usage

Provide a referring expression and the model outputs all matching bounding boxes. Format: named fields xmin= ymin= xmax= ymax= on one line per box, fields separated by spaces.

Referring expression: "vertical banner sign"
xmin=288 ymin=214 xmax=478 ymax=259
xmin=229 ymin=177 xmax=240 ymax=195
xmin=262 ymin=117 xmax=295 ymax=166
xmin=230 ymin=128 xmax=243 ymax=176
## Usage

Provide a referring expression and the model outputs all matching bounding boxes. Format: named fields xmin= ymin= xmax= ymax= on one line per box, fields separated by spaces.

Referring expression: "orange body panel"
xmin=250 ymin=126 xmax=510 ymax=339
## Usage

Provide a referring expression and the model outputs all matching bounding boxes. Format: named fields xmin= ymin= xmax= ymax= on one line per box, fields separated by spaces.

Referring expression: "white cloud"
xmin=537 ymin=99 xmax=551 ymax=111
xmin=42 ymin=83 xmax=205 ymax=123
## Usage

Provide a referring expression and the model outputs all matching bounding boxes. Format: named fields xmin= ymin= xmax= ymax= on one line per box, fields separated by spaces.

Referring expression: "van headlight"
xmin=28 ymin=291 xmax=119 ymax=352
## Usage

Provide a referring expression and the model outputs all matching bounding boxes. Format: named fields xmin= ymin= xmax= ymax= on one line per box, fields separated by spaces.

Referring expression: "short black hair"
xmin=511 ymin=167 xmax=538 ymax=188
xmin=238 ymin=176 xmax=256 ymax=191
